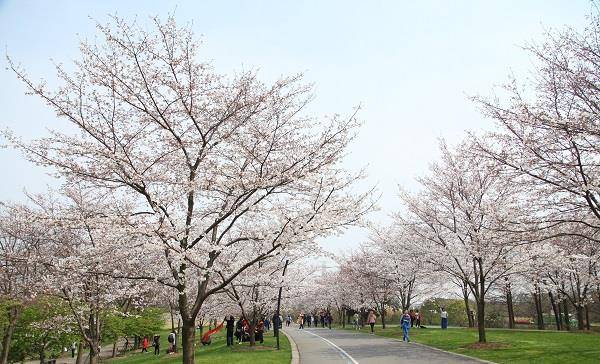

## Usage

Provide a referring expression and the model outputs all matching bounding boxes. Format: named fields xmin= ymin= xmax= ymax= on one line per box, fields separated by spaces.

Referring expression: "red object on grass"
xmin=201 ymin=322 xmax=224 ymax=344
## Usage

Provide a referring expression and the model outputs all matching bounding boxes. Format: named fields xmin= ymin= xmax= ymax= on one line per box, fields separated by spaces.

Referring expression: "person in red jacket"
xmin=141 ymin=336 xmax=149 ymax=353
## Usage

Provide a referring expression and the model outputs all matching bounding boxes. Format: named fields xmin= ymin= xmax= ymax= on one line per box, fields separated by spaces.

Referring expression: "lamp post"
xmin=275 ymin=259 xmax=289 ymax=350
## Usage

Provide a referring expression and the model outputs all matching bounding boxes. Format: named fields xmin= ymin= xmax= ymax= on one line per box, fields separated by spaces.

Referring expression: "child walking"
xmin=401 ymin=310 xmax=411 ymax=342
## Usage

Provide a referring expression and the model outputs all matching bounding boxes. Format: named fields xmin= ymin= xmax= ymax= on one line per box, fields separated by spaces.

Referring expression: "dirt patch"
xmin=462 ymin=342 xmax=510 ymax=350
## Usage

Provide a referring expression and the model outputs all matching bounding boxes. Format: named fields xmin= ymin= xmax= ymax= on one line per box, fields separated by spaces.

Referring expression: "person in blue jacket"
xmin=400 ymin=310 xmax=411 ymax=342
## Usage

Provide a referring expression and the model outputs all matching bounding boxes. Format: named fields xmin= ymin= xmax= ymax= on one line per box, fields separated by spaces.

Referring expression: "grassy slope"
xmin=107 ymin=328 xmax=291 ymax=364
xmin=342 ymin=325 xmax=600 ymax=364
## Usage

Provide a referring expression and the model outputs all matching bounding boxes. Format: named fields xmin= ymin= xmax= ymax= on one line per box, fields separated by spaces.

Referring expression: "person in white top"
xmin=440 ymin=307 xmax=448 ymax=329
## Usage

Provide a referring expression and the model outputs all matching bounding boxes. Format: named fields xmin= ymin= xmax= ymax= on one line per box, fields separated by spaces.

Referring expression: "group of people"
xmin=139 ymin=331 xmax=178 ymax=355
xmin=356 ymin=307 xmax=449 ymax=342
xmin=225 ymin=315 xmax=275 ymax=345
xmin=296 ymin=311 xmax=333 ymax=329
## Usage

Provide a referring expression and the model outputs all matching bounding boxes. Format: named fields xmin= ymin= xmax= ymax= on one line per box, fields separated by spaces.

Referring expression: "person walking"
xmin=286 ymin=314 xmax=292 ymax=327
xmin=415 ymin=310 xmax=422 ymax=328
xmin=401 ymin=310 xmax=411 ymax=342
xmin=225 ymin=316 xmax=235 ymax=346
xmin=257 ymin=319 xmax=265 ymax=343
xmin=70 ymin=342 xmax=76 ymax=358
xmin=141 ymin=336 xmax=149 ymax=353
xmin=409 ymin=309 xmax=416 ymax=327
xmin=298 ymin=313 xmax=305 ymax=329
xmin=441 ymin=307 xmax=448 ymax=329
xmin=153 ymin=335 xmax=160 ymax=355
xmin=367 ymin=310 xmax=377 ymax=334
xmin=353 ymin=312 xmax=360 ymax=330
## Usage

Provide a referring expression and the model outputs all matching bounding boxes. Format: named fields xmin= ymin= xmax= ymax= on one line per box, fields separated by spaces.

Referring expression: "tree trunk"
xmin=112 ymin=341 xmax=117 ymax=358
xmin=476 ymin=299 xmax=486 ymax=343
xmin=562 ymin=299 xmax=571 ymax=331
xmin=381 ymin=303 xmax=386 ymax=329
xmin=0 ymin=305 xmax=20 ymax=364
xmin=533 ymin=289 xmax=544 ymax=330
xmin=475 ymin=258 xmax=486 ymax=343
xmin=88 ymin=344 xmax=99 ymax=364
xmin=575 ymin=304 xmax=585 ymax=330
xmin=181 ymin=319 xmax=196 ymax=364
xmin=170 ymin=305 xmax=176 ymax=332
xmin=38 ymin=350 xmax=45 ymax=364
xmin=75 ymin=342 xmax=84 ymax=364
xmin=462 ymin=286 xmax=474 ymax=328
xmin=506 ymin=286 xmax=515 ymax=329
xmin=248 ymin=323 xmax=256 ymax=346
xmin=548 ymin=291 xmax=561 ymax=330
xmin=585 ymin=305 xmax=591 ymax=330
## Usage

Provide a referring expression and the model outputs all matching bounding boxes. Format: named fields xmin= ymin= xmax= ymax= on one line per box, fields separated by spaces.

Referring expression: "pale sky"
xmin=0 ymin=0 xmax=590 ymax=254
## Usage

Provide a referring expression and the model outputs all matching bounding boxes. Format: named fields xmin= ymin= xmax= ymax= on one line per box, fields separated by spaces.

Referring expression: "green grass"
xmin=107 ymin=328 xmax=291 ymax=364
xmin=340 ymin=325 xmax=600 ymax=363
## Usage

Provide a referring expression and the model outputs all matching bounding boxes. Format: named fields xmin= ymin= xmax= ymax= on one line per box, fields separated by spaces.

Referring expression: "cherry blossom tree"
xmin=0 ymin=201 xmax=52 ymax=364
xmin=6 ymin=15 xmax=372 ymax=363
xmin=472 ymin=8 xmax=600 ymax=238
xmin=0 ymin=188 xmax=159 ymax=364
xmin=399 ymin=139 xmax=529 ymax=343
xmin=369 ymin=224 xmax=439 ymax=312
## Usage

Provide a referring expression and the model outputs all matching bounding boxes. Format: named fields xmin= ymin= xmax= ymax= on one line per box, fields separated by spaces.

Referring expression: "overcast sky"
xmin=0 ymin=0 xmax=591 ymax=254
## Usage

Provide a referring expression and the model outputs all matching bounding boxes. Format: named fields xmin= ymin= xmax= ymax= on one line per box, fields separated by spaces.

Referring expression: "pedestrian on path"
xmin=415 ymin=310 xmax=422 ymax=328
xmin=70 ymin=342 xmax=76 ymax=358
xmin=141 ymin=336 xmax=149 ymax=353
xmin=298 ymin=313 xmax=305 ymax=329
xmin=225 ymin=316 xmax=235 ymax=346
xmin=440 ymin=307 xmax=448 ymax=329
xmin=326 ymin=312 xmax=332 ymax=329
xmin=353 ymin=312 xmax=360 ymax=330
xmin=367 ymin=310 xmax=377 ymax=334
xmin=401 ymin=310 xmax=411 ymax=342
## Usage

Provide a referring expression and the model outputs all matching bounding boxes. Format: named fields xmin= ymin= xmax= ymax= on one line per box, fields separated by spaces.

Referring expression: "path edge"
xmin=281 ymin=330 xmax=300 ymax=364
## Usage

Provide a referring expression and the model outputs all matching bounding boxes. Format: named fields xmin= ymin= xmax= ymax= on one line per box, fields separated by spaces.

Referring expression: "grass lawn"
xmin=341 ymin=325 xmax=600 ymax=363
xmin=107 ymin=328 xmax=291 ymax=364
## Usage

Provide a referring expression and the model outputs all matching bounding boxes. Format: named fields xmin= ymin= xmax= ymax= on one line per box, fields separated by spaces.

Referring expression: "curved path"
xmin=284 ymin=327 xmax=487 ymax=364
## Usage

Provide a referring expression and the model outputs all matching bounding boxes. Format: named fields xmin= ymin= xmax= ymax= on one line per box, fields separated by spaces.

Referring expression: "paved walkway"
xmin=284 ymin=327 xmax=486 ymax=364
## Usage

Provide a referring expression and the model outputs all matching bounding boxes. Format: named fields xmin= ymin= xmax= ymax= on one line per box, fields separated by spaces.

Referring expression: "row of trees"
xmin=298 ymin=6 xmax=600 ymax=343
xmin=1 ymin=15 xmax=372 ymax=364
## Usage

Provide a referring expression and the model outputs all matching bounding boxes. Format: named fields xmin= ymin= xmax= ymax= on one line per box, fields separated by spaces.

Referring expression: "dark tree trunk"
xmin=88 ymin=343 xmax=99 ymax=364
xmin=249 ymin=323 xmax=256 ymax=346
xmin=476 ymin=299 xmax=486 ymax=343
xmin=562 ymin=299 xmax=571 ymax=331
xmin=462 ymin=285 xmax=474 ymax=328
xmin=533 ymin=288 xmax=544 ymax=330
xmin=548 ymin=291 xmax=561 ymax=330
xmin=475 ymin=258 xmax=486 ymax=343
xmin=0 ymin=305 xmax=20 ymax=364
xmin=575 ymin=304 xmax=585 ymax=330
xmin=75 ymin=342 xmax=84 ymax=364
xmin=381 ymin=302 xmax=386 ymax=329
xmin=112 ymin=341 xmax=118 ymax=358
xmin=585 ymin=305 xmax=591 ymax=330
xmin=506 ymin=286 xmax=515 ymax=329
xmin=181 ymin=319 xmax=196 ymax=364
